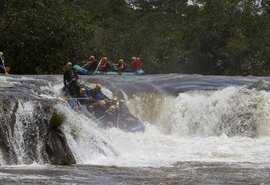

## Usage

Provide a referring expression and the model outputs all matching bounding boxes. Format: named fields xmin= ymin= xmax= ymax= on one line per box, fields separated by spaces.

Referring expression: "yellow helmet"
xmin=89 ymin=55 xmax=94 ymax=60
xmin=108 ymin=105 xmax=116 ymax=112
xmin=99 ymin=100 xmax=106 ymax=106
xmin=119 ymin=59 xmax=124 ymax=63
xmin=79 ymin=88 xmax=86 ymax=94
xmin=66 ymin=62 xmax=72 ymax=67
xmin=94 ymin=83 xmax=102 ymax=90
xmin=103 ymin=57 xmax=108 ymax=61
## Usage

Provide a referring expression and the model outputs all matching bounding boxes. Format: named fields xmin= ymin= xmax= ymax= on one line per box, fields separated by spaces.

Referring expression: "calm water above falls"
xmin=1 ymin=74 xmax=270 ymax=184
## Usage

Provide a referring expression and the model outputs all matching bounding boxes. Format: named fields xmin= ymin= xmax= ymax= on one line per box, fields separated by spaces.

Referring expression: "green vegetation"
xmin=0 ymin=0 xmax=269 ymax=75
xmin=49 ymin=110 xmax=67 ymax=128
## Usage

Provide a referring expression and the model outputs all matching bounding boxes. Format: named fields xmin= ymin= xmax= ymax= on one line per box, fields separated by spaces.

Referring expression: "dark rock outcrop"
xmin=0 ymin=77 xmax=76 ymax=165
xmin=46 ymin=127 xmax=76 ymax=165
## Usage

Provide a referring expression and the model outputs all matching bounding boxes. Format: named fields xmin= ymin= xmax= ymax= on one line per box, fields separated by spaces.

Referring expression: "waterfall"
xmin=1 ymin=75 xmax=270 ymax=167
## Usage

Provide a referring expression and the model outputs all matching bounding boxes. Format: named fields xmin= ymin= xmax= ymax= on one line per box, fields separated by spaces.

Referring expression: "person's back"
xmin=92 ymin=59 xmax=98 ymax=70
xmin=119 ymin=100 xmax=130 ymax=115
xmin=128 ymin=57 xmax=137 ymax=72
xmin=117 ymin=59 xmax=126 ymax=72
xmin=104 ymin=105 xmax=118 ymax=126
xmin=100 ymin=57 xmax=110 ymax=72
xmin=91 ymin=83 xmax=108 ymax=101
xmin=93 ymin=100 xmax=107 ymax=118
xmin=78 ymin=88 xmax=88 ymax=105
xmin=87 ymin=56 xmax=98 ymax=72
xmin=136 ymin=55 xmax=142 ymax=70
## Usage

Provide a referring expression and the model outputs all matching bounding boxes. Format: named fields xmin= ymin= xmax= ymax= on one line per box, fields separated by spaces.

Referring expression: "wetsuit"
xmin=0 ymin=56 xmax=5 ymax=73
xmin=104 ymin=111 xmax=118 ymax=127
xmin=78 ymin=93 xmax=88 ymax=105
xmin=91 ymin=90 xmax=108 ymax=101
xmin=92 ymin=103 xmax=107 ymax=119
xmin=63 ymin=70 xmax=80 ymax=97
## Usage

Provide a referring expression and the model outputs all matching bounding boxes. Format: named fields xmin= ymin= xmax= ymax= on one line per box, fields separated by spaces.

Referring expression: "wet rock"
xmin=0 ymin=77 xmax=76 ymax=165
xmin=46 ymin=127 xmax=76 ymax=165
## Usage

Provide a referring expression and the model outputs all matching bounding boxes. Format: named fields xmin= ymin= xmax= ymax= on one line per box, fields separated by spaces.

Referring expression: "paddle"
xmin=62 ymin=96 xmax=90 ymax=101
xmin=81 ymin=61 xmax=90 ymax=68
xmin=93 ymin=59 xmax=103 ymax=75
xmin=93 ymin=115 xmax=105 ymax=123
xmin=109 ymin=61 xmax=122 ymax=75
xmin=0 ymin=56 xmax=8 ymax=75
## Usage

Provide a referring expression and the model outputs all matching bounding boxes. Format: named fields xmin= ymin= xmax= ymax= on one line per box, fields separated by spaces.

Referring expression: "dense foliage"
xmin=0 ymin=0 xmax=269 ymax=75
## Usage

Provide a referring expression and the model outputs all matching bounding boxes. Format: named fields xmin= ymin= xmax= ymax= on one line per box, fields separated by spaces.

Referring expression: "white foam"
xmin=7 ymin=77 xmax=270 ymax=168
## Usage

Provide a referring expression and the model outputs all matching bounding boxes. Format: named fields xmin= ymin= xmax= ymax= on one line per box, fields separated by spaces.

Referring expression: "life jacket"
xmin=78 ymin=94 xmax=88 ymax=105
xmin=64 ymin=70 xmax=78 ymax=85
xmin=117 ymin=63 xmax=126 ymax=72
xmin=91 ymin=89 xmax=108 ymax=101
xmin=93 ymin=103 xmax=107 ymax=118
xmin=136 ymin=57 xmax=142 ymax=70
xmin=88 ymin=60 xmax=98 ymax=71
xmin=101 ymin=61 xmax=110 ymax=71
xmin=88 ymin=60 xmax=95 ymax=71
xmin=104 ymin=111 xmax=118 ymax=126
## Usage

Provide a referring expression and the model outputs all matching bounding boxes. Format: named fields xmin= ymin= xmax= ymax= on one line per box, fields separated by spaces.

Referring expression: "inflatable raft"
xmin=61 ymin=84 xmax=145 ymax=133
xmin=73 ymin=65 xmax=144 ymax=76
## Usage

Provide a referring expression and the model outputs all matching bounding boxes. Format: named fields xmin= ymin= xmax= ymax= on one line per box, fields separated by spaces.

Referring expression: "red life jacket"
xmin=118 ymin=63 xmax=126 ymax=72
xmin=102 ymin=61 xmax=110 ymax=71
xmin=136 ymin=57 xmax=142 ymax=70
xmin=88 ymin=60 xmax=95 ymax=71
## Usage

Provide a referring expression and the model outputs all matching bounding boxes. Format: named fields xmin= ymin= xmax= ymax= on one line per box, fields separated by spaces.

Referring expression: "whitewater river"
xmin=1 ymin=74 xmax=270 ymax=184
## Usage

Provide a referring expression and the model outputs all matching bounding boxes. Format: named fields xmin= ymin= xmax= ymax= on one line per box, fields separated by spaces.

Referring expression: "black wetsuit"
xmin=91 ymin=90 xmax=108 ymax=101
xmin=78 ymin=94 xmax=88 ymax=105
xmin=93 ymin=104 xmax=107 ymax=119
xmin=63 ymin=70 xmax=80 ymax=97
xmin=0 ymin=56 xmax=5 ymax=73
xmin=104 ymin=111 xmax=118 ymax=126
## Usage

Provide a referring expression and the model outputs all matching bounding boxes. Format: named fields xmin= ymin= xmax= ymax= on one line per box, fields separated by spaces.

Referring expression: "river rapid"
xmin=0 ymin=74 xmax=270 ymax=184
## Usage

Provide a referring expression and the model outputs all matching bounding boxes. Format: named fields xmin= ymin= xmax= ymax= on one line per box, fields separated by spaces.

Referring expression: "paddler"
xmin=63 ymin=61 xmax=80 ymax=97
xmin=0 ymin=52 xmax=8 ymax=75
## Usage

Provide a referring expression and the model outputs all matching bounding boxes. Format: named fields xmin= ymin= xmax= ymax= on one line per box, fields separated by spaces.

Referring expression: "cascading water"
xmin=128 ymin=86 xmax=270 ymax=138
xmin=58 ymin=77 xmax=270 ymax=167
xmin=1 ymin=75 xmax=270 ymax=169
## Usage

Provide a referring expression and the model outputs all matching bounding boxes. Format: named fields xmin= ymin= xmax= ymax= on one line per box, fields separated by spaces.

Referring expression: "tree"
xmin=0 ymin=0 xmax=93 ymax=74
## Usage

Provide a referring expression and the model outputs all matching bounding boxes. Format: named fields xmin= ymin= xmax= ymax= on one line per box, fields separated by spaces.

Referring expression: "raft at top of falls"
xmin=61 ymin=82 xmax=145 ymax=133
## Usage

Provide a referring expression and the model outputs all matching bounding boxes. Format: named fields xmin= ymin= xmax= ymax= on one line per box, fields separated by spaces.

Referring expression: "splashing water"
xmin=2 ymin=75 xmax=270 ymax=167
xmin=59 ymin=85 xmax=270 ymax=167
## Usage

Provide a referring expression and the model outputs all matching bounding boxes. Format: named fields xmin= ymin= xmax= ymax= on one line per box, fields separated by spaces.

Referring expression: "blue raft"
xmin=73 ymin=65 xmax=144 ymax=76
xmin=61 ymin=84 xmax=145 ymax=133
